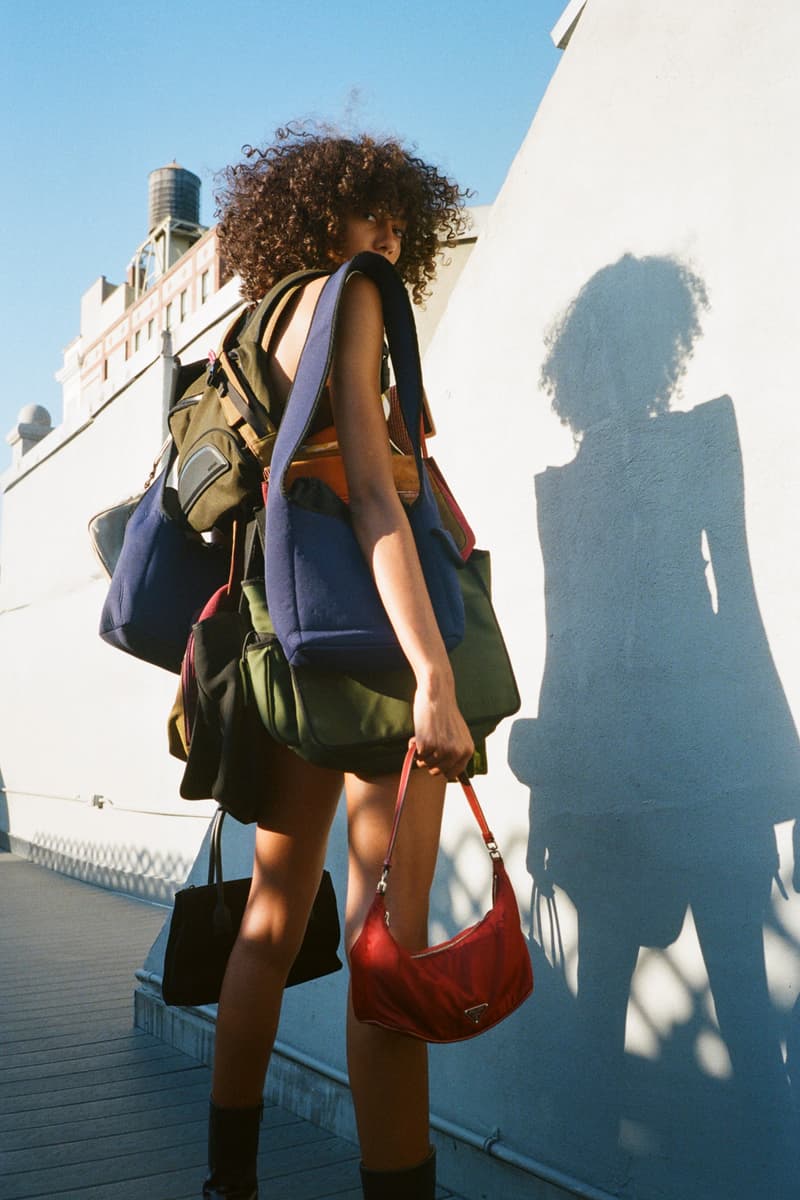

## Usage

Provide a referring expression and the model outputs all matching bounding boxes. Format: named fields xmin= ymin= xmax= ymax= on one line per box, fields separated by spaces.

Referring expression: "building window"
xmin=103 ymin=360 xmax=109 ymax=381
xmin=134 ymin=329 xmax=141 ymax=353
xmin=165 ymin=302 xmax=173 ymax=331
xmin=147 ymin=318 xmax=154 ymax=340
xmin=179 ymin=289 xmax=188 ymax=322
xmin=201 ymin=270 xmax=210 ymax=303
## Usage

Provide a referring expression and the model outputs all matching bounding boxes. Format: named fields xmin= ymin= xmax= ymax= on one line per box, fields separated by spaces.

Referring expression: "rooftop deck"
xmin=0 ymin=850 xmax=460 ymax=1199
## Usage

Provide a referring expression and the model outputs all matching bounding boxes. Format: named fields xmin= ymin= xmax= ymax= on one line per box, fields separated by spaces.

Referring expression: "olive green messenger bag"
xmin=240 ymin=548 xmax=520 ymax=777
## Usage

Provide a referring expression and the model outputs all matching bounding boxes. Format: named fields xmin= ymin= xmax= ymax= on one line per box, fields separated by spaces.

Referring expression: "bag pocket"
xmin=169 ymin=395 xmax=264 ymax=532
xmin=244 ymin=632 xmax=302 ymax=750
xmin=241 ymin=553 xmax=520 ymax=775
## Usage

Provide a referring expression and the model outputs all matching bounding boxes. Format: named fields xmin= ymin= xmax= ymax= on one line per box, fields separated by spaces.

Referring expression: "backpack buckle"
xmin=206 ymin=350 xmax=221 ymax=387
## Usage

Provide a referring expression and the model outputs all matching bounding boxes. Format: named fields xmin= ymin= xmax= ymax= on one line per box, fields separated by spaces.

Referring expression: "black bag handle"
xmin=207 ymin=808 xmax=237 ymax=939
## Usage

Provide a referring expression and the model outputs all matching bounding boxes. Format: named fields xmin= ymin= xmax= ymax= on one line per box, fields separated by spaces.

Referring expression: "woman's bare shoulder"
xmin=338 ymin=272 xmax=383 ymax=342
xmin=344 ymin=271 xmax=382 ymax=306
xmin=268 ymin=275 xmax=329 ymax=380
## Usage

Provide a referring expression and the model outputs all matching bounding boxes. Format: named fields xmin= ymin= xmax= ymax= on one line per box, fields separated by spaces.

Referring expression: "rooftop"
xmin=0 ymin=850 xmax=462 ymax=1199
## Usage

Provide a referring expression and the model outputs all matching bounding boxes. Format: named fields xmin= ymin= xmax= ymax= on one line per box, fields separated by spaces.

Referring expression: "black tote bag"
xmin=162 ymin=808 xmax=342 ymax=1005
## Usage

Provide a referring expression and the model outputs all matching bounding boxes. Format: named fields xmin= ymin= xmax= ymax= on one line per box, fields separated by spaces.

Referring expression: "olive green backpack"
xmin=168 ymin=269 xmax=328 ymax=532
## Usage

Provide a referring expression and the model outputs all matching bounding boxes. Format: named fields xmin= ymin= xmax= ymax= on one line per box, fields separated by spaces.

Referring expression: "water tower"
xmin=128 ymin=162 xmax=206 ymax=298
xmin=148 ymin=162 xmax=201 ymax=231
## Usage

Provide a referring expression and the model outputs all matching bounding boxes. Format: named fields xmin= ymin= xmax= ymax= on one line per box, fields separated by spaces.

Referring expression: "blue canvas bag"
xmin=265 ymin=252 xmax=465 ymax=671
xmin=99 ymin=452 xmax=228 ymax=673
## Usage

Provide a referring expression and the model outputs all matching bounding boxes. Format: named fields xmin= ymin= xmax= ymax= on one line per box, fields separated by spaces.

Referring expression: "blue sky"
xmin=0 ymin=0 xmax=567 ymax=456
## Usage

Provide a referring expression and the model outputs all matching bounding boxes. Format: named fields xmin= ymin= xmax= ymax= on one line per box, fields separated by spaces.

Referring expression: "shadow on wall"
xmin=509 ymin=254 xmax=800 ymax=1199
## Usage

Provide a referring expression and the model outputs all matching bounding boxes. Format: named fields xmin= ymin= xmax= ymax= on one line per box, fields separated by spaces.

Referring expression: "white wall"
xmin=0 ymin=288 xmax=242 ymax=900
xmin=417 ymin=2 xmax=800 ymax=1197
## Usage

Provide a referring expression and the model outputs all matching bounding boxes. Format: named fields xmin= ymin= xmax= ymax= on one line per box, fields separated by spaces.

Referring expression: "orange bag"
xmin=281 ymin=395 xmax=476 ymax=560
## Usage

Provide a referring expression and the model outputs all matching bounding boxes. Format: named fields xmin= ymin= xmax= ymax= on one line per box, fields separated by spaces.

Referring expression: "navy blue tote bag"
xmin=99 ymin=455 xmax=227 ymax=673
xmin=265 ymin=252 xmax=465 ymax=672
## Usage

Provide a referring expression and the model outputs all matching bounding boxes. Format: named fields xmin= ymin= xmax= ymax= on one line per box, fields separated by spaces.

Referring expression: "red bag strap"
xmin=386 ymin=385 xmax=475 ymax=561
xmin=180 ymin=522 xmax=246 ymax=747
xmin=385 ymin=384 xmax=435 ymax=459
xmin=377 ymin=745 xmax=502 ymax=895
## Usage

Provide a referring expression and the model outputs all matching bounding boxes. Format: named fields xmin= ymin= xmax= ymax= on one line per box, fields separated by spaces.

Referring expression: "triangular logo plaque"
xmin=464 ymin=1003 xmax=489 ymax=1024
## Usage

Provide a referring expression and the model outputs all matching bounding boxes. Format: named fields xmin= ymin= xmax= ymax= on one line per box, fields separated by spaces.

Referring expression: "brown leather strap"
xmin=224 ymin=519 xmax=244 ymax=595
xmin=216 ymin=386 xmax=272 ymax=457
xmin=386 ymin=384 xmax=435 ymax=456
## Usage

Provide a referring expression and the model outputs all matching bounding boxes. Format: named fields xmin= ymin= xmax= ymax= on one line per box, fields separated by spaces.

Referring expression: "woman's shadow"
xmin=509 ymin=254 xmax=800 ymax=1197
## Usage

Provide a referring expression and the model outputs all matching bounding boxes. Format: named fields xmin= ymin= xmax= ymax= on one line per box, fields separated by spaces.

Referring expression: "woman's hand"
xmin=412 ymin=677 xmax=474 ymax=780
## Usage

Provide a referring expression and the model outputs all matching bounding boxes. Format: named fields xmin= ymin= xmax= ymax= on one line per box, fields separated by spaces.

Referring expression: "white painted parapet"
xmin=0 ymin=274 xmax=243 ymax=901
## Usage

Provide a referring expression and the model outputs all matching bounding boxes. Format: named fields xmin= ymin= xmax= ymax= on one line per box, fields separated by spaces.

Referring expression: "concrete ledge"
xmin=134 ymin=982 xmax=581 ymax=1200
xmin=135 ymin=979 xmax=218 ymax=1068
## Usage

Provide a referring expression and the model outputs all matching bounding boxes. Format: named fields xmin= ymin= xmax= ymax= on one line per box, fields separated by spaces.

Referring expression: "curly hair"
xmin=215 ymin=123 xmax=469 ymax=304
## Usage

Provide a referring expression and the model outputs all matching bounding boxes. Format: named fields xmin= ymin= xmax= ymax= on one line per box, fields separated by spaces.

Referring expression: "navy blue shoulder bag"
xmin=98 ymin=448 xmax=228 ymax=673
xmin=265 ymin=252 xmax=464 ymax=672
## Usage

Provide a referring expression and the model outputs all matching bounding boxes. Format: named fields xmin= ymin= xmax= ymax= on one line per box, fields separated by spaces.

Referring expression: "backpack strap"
xmin=215 ymin=270 xmax=331 ymax=461
xmin=243 ymin=268 xmax=329 ymax=349
xmin=217 ymin=374 xmax=271 ymax=455
xmin=259 ymin=284 xmax=306 ymax=365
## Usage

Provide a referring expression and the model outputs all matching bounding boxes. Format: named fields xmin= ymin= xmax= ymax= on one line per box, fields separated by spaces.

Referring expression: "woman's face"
xmin=337 ymin=211 xmax=406 ymax=265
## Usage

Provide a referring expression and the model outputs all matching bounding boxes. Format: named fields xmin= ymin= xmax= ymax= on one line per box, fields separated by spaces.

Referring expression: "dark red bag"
xmin=350 ymin=746 xmax=533 ymax=1043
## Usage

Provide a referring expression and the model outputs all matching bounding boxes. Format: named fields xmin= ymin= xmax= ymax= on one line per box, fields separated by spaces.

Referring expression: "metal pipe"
xmin=0 ymin=788 xmax=83 ymax=803
xmin=270 ymin=1040 xmax=617 ymax=1200
xmin=133 ymin=983 xmax=617 ymax=1200
xmin=135 ymin=969 xmax=170 ymax=988
xmin=0 ymin=786 xmax=211 ymax=817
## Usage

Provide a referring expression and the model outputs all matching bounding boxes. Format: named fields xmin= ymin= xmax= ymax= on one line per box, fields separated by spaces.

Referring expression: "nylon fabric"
xmin=265 ymin=252 xmax=465 ymax=671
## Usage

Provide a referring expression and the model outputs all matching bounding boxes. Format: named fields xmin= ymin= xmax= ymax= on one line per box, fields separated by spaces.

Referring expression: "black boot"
xmin=202 ymin=1098 xmax=262 ymax=1199
xmin=359 ymin=1148 xmax=436 ymax=1199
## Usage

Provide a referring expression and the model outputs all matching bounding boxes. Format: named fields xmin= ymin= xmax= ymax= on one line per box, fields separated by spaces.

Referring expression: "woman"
xmin=206 ymin=125 xmax=473 ymax=1199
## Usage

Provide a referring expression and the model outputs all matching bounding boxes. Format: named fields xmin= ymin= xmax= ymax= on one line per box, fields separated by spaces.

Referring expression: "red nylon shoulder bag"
xmin=350 ymin=746 xmax=533 ymax=1043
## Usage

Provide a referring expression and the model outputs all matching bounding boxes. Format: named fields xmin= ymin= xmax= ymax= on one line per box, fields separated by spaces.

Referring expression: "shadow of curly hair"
xmin=215 ymin=122 xmax=470 ymax=304
xmin=540 ymin=253 xmax=710 ymax=437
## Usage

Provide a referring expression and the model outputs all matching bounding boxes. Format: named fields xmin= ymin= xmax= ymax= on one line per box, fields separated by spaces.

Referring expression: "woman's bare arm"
xmin=329 ymin=273 xmax=473 ymax=778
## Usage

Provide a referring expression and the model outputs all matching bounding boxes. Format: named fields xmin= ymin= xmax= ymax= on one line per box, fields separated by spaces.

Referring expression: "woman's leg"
xmin=344 ymin=767 xmax=446 ymax=1171
xmin=211 ymin=745 xmax=343 ymax=1107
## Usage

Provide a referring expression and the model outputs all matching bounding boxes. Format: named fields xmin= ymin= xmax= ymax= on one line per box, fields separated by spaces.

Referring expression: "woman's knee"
xmin=241 ymin=932 xmax=299 ymax=981
xmin=232 ymin=888 xmax=311 ymax=979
